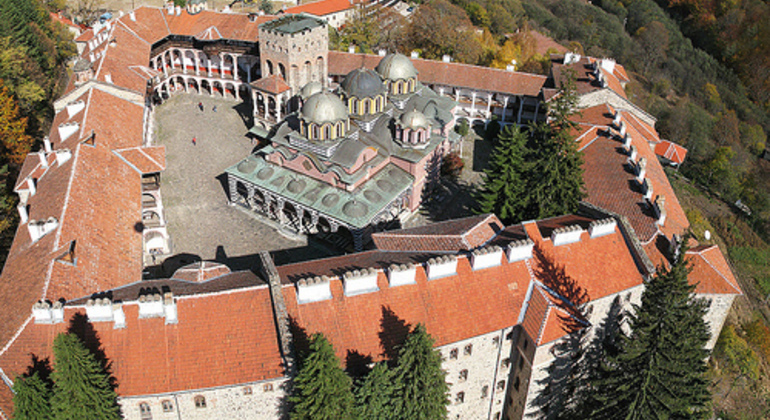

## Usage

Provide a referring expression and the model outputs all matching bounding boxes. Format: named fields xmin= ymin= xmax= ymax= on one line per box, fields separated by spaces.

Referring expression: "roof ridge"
xmin=696 ymin=248 xmax=742 ymax=294
xmin=137 ymin=146 xmax=164 ymax=170
xmin=116 ymin=17 xmax=152 ymax=46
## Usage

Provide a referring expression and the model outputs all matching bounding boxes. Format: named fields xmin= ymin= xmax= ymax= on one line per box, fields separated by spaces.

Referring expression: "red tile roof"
xmin=0 ymin=287 xmax=284 ymax=397
xmin=372 ymin=214 xmax=503 ymax=251
xmin=251 ymin=74 xmax=291 ymax=94
xmin=284 ymin=0 xmax=354 ymax=16
xmin=551 ymin=56 xmax=626 ymax=99
xmin=654 ymin=139 xmax=688 ymax=165
xmin=328 ymin=52 xmax=548 ymax=97
xmin=114 ymin=146 xmax=166 ymax=174
xmin=687 ymin=245 xmax=742 ymax=295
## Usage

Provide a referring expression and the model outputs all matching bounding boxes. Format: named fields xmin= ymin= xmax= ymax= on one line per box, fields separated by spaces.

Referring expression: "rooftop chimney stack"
xmin=442 ymin=55 xmax=452 ymax=63
xmin=138 ymin=293 xmax=164 ymax=318
xmin=589 ymin=218 xmax=617 ymax=238
xmin=17 ymin=203 xmax=28 ymax=224
xmin=163 ymin=292 xmax=177 ymax=324
xmin=471 ymin=245 xmax=504 ymax=270
xmin=297 ymin=276 xmax=332 ymax=304
xmin=507 ymin=239 xmax=535 ymax=262
xmin=636 ymin=157 xmax=647 ymax=183
xmin=629 ymin=145 xmax=638 ymax=161
xmin=378 ymin=49 xmax=386 ymax=56
xmin=27 ymin=178 xmax=36 ymax=196
xmin=643 ymin=178 xmax=653 ymax=200
xmin=623 ymin=133 xmax=632 ymax=150
xmin=43 ymin=137 xmax=52 ymax=153
xmin=32 ymin=301 xmax=53 ymax=324
xmin=343 ymin=268 xmax=379 ymax=296
xmin=654 ymin=195 xmax=667 ymax=226
xmin=388 ymin=263 xmax=416 ymax=287
xmin=113 ymin=302 xmax=126 ymax=328
xmin=348 ymin=45 xmax=356 ymax=54
xmin=552 ymin=224 xmax=584 ymax=246
xmin=56 ymin=149 xmax=72 ymax=166
xmin=37 ymin=151 xmax=48 ymax=169
xmin=129 ymin=11 xmax=136 ymax=21
xmin=619 ymin=121 xmax=626 ymax=137
xmin=426 ymin=255 xmax=458 ymax=280
xmin=86 ymin=298 xmax=115 ymax=322
xmin=51 ymin=301 xmax=64 ymax=324
xmin=613 ymin=112 xmax=621 ymax=127
xmin=411 ymin=51 xmax=419 ymax=59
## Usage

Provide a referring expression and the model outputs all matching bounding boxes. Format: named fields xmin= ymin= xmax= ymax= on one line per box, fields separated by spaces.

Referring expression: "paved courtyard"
xmin=152 ymin=94 xmax=336 ymax=275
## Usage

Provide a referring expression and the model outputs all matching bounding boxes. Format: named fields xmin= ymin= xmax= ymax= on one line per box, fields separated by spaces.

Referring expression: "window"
xmin=458 ymin=369 xmax=468 ymax=382
xmin=493 ymin=337 xmax=500 ymax=347
xmin=455 ymin=392 xmax=465 ymax=404
xmin=194 ymin=395 xmax=206 ymax=408
xmin=464 ymin=344 xmax=473 ymax=356
xmin=518 ymin=356 xmax=525 ymax=370
xmin=481 ymin=385 xmax=489 ymax=398
xmin=522 ymin=338 xmax=528 ymax=350
xmin=506 ymin=331 xmax=514 ymax=341
xmin=243 ymin=386 xmax=252 ymax=395
xmin=161 ymin=400 xmax=173 ymax=412
xmin=323 ymin=124 xmax=332 ymax=140
xmin=263 ymin=383 xmax=274 ymax=392
xmin=497 ymin=380 xmax=505 ymax=391
xmin=139 ymin=402 xmax=152 ymax=420
xmin=514 ymin=377 xmax=520 ymax=392
xmin=449 ymin=348 xmax=458 ymax=360
xmin=502 ymin=358 xmax=511 ymax=368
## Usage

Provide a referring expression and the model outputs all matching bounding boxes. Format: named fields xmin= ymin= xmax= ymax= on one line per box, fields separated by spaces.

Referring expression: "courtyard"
xmin=151 ymin=94 xmax=337 ymax=276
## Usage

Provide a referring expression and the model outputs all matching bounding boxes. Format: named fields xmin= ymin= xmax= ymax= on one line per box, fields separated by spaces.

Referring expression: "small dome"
xmin=376 ymin=53 xmax=418 ymax=81
xmin=400 ymin=110 xmax=430 ymax=130
xmin=342 ymin=200 xmax=368 ymax=218
xmin=341 ymin=68 xmax=385 ymax=98
xmin=300 ymin=81 xmax=323 ymax=99
xmin=301 ymin=92 xmax=348 ymax=124
xmin=237 ymin=159 xmax=257 ymax=173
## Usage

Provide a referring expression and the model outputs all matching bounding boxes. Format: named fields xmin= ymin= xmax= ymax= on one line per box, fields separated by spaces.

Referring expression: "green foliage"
xmin=290 ymin=333 xmax=356 ymax=420
xmin=391 ymin=324 xmax=449 ymax=420
xmin=12 ymin=372 xmax=52 ymax=420
xmin=476 ymin=124 xmax=529 ymax=223
xmin=406 ymin=0 xmax=482 ymax=63
xmin=50 ymin=333 xmax=120 ymax=420
xmin=440 ymin=152 xmax=464 ymax=179
xmin=589 ymin=250 xmax=712 ymax=419
xmin=355 ymin=362 xmax=395 ymax=420
xmin=259 ymin=0 xmax=275 ymax=14
xmin=743 ymin=318 xmax=770 ymax=361
xmin=455 ymin=118 xmax=470 ymax=136
xmin=714 ymin=325 xmax=760 ymax=381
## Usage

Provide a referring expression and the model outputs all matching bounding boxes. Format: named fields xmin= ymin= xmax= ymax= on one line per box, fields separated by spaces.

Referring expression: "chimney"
xmin=297 ymin=276 xmax=332 ymax=304
xmin=623 ymin=133 xmax=632 ymax=150
xmin=388 ymin=263 xmax=416 ymax=287
xmin=442 ymin=55 xmax=452 ymax=63
xmin=589 ymin=218 xmax=617 ymax=238
xmin=27 ymin=219 xmax=49 ymax=242
xmin=564 ymin=52 xmax=581 ymax=65
xmin=628 ymin=145 xmax=638 ymax=161
xmin=601 ymin=58 xmax=616 ymax=74
xmin=175 ymin=6 xmax=181 ymax=16
xmin=163 ymin=292 xmax=177 ymax=324
xmin=17 ymin=203 xmax=28 ymax=224
xmin=58 ymin=122 xmax=80 ymax=142
xmin=426 ymin=255 xmax=457 ymax=280
xmin=410 ymin=51 xmax=419 ymax=59
xmin=56 ymin=149 xmax=72 ymax=166
xmin=551 ymin=224 xmax=584 ymax=246
xmin=618 ymin=121 xmax=626 ymax=137
xmin=507 ymin=239 xmax=534 ymax=262
xmin=86 ymin=297 xmax=115 ymax=322
xmin=506 ymin=65 xmax=516 ymax=72
xmin=471 ymin=245 xmax=504 ymax=270
xmin=38 ymin=151 xmax=48 ymax=169
xmin=27 ymin=178 xmax=36 ymax=196
xmin=138 ymin=293 xmax=164 ymax=318
xmin=378 ymin=49 xmax=386 ymax=56
xmin=32 ymin=301 xmax=53 ymax=324
xmin=643 ymin=178 xmax=653 ymax=200
xmin=43 ymin=137 xmax=52 ymax=153
xmin=129 ymin=10 xmax=136 ymax=21
xmin=89 ymin=52 xmax=95 ymax=62
xmin=51 ymin=301 xmax=64 ymax=324
xmin=113 ymin=302 xmax=126 ymax=328
xmin=343 ymin=268 xmax=379 ymax=297
xmin=612 ymin=112 xmax=621 ymax=127
xmin=654 ymin=195 xmax=666 ymax=226
xmin=636 ymin=157 xmax=647 ymax=183
xmin=167 ymin=4 xmax=174 ymax=14
xmin=348 ymin=45 xmax=356 ymax=54
xmin=104 ymin=73 xmax=112 ymax=84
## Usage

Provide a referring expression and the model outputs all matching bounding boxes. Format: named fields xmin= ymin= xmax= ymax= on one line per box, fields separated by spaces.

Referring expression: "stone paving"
xmin=152 ymin=94 xmax=336 ymax=275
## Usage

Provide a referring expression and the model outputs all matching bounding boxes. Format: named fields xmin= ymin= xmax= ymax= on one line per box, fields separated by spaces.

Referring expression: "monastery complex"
xmin=0 ymin=3 xmax=740 ymax=420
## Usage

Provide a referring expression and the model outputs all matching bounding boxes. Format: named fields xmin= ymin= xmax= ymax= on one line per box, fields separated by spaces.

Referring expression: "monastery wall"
xmin=703 ymin=294 xmax=736 ymax=350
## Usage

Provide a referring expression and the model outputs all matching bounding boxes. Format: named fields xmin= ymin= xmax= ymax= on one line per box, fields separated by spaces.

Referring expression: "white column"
xmin=195 ymin=52 xmax=200 ymax=76
xmin=454 ymin=89 xmax=460 ymax=103
xmin=276 ymin=95 xmax=282 ymax=121
xmin=263 ymin=95 xmax=268 ymax=120
xmin=232 ymin=54 xmax=240 ymax=81
xmin=502 ymin=96 xmax=509 ymax=123
xmin=207 ymin=55 xmax=212 ymax=77
xmin=161 ymin=54 xmax=168 ymax=77
xmin=471 ymin=92 xmax=477 ymax=116
xmin=485 ymin=94 xmax=492 ymax=117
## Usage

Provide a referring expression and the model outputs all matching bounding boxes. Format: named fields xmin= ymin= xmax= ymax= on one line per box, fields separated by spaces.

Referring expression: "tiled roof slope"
xmin=284 ymin=0 xmax=353 ymax=16
xmin=551 ymin=56 xmax=627 ymax=99
xmin=687 ymin=245 xmax=742 ymax=295
xmin=0 ymin=286 xmax=284 ymax=397
xmin=282 ymin=216 xmax=643 ymax=365
xmin=572 ymin=103 xmax=689 ymax=244
xmin=371 ymin=213 xmax=503 ymax=251
xmin=328 ymin=52 xmax=548 ymax=97
xmin=654 ymin=139 xmax=688 ymax=165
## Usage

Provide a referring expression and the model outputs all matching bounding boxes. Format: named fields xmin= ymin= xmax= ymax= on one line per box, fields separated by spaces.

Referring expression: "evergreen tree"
xmin=50 ymin=333 xmax=120 ymax=420
xmin=391 ymin=324 xmax=449 ymax=420
xmin=589 ymin=248 xmax=711 ymax=420
xmin=355 ymin=362 xmax=396 ymax=420
xmin=475 ymin=124 xmax=530 ymax=224
xmin=12 ymin=372 xmax=52 ymax=420
xmin=290 ymin=333 xmax=356 ymax=420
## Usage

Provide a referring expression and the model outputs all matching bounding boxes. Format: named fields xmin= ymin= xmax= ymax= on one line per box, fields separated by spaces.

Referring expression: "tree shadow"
xmin=532 ymin=244 xmax=589 ymax=335
xmin=345 ymin=350 xmax=373 ymax=379
xmin=21 ymin=354 xmax=53 ymax=387
xmin=419 ymin=177 xmax=477 ymax=223
xmin=67 ymin=313 xmax=119 ymax=391
xmin=378 ymin=306 xmax=411 ymax=366
xmin=288 ymin=315 xmax=311 ymax=370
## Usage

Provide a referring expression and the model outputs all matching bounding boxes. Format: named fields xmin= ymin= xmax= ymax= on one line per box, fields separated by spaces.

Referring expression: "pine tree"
xmin=50 ymin=333 xmax=120 ymax=420
xmin=355 ymin=362 xmax=396 ymax=420
xmin=391 ymin=324 xmax=449 ymax=420
xmin=290 ymin=333 xmax=356 ymax=420
xmin=589 ymin=249 xmax=711 ymax=420
xmin=476 ymin=124 xmax=530 ymax=224
xmin=12 ymin=372 xmax=52 ymax=420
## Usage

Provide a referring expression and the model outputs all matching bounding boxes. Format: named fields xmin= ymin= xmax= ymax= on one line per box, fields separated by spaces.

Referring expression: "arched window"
xmin=311 ymin=124 xmax=319 ymax=140
xmin=140 ymin=402 xmax=152 ymax=420
xmin=194 ymin=395 xmax=206 ymax=408
xmin=349 ymin=97 xmax=358 ymax=114
xmin=337 ymin=121 xmax=345 ymax=137
xmin=278 ymin=63 xmax=286 ymax=80
xmin=407 ymin=79 xmax=415 ymax=92
xmin=363 ymin=98 xmax=371 ymax=115
xmin=458 ymin=369 xmax=468 ymax=382
xmin=323 ymin=124 xmax=332 ymax=140
xmin=161 ymin=400 xmax=173 ymax=412
xmin=266 ymin=60 xmax=274 ymax=76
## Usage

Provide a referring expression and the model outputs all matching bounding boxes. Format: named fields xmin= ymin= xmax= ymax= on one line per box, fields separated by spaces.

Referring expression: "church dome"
xmin=376 ymin=53 xmax=418 ymax=81
xmin=300 ymin=81 xmax=323 ymax=99
xmin=400 ymin=110 xmax=430 ymax=129
xmin=300 ymin=92 xmax=348 ymax=124
xmin=341 ymin=68 xmax=385 ymax=98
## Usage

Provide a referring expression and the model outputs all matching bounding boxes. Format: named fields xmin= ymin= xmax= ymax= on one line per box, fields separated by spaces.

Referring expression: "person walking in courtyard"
xmin=213 ymin=105 xmax=217 ymax=112
xmin=198 ymin=102 xmax=203 ymax=111
xmin=192 ymin=137 xmax=197 ymax=146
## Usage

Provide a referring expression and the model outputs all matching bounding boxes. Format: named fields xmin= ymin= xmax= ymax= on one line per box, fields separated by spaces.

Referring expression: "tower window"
xmin=459 ymin=369 xmax=468 ymax=382
xmin=161 ymin=400 xmax=173 ymax=412
xmin=194 ymin=395 xmax=206 ymax=408
xmin=449 ymin=348 xmax=458 ymax=360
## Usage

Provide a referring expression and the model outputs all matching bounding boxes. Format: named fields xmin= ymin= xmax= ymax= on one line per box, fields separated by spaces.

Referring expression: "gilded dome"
xmin=300 ymin=92 xmax=348 ymax=124
xmin=376 ymin=53 xmax=418 ymax=81
xmin=300 ymin=81 xmax=323 ymax=99
xmin=400 ymin=110 xmax=430 ymax=129
xmin=341 ymin=68 xmax=385 ymax=98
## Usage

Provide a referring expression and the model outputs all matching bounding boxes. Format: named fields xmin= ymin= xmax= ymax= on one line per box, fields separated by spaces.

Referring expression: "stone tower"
xmin=258 ymin=14 xmax=329 ymax=94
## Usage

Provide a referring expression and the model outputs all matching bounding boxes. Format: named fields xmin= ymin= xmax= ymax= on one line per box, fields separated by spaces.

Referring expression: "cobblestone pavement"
xmin=153 ymin=94 xmax=335 ymax=275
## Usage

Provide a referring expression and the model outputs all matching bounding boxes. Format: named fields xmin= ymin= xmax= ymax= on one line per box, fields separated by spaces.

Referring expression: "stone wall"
xmin=703 ymin=294 xmax=736 ymax=350
xmin=259 ymin=19 xmax=329 ymax=93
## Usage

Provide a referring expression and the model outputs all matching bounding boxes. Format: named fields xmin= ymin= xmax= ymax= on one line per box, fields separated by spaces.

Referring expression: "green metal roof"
xmin=259 ymin=14 xmax=325 ymax=34
xmin=226 ymin=155 xmax=414 ymax=229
